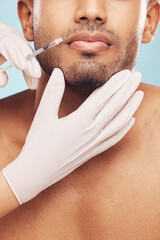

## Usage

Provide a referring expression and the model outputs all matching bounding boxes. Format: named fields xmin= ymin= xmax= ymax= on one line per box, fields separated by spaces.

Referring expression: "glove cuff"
xmin=2 ymin=168 xmax=22 ymax=205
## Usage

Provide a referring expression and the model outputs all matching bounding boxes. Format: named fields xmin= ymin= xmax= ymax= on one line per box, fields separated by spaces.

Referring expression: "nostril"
xmin=96 ymin=17 xmax=102 ymax=21
xmin=80 ymin=17 xmax=87 ymax=20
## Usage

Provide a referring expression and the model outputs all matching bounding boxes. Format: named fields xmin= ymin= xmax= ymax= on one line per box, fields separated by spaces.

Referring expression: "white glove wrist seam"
xmin=2 ymin=169 xmax=22 ymax=205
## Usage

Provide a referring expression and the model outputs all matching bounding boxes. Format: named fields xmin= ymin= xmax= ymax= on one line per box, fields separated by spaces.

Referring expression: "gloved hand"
xmin=0 ymin=23 xmax=41 ymax=89
xmin=3 ymin=68 xmax=144 ymax=204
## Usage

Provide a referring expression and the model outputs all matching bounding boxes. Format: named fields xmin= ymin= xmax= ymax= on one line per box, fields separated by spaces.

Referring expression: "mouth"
xmin=66 ymin=32 xmax=113 ymax=52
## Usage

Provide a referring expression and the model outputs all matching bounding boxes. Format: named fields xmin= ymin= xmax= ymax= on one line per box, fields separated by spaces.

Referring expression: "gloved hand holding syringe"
xmin=2 ymin=37 xmax=63 ymax=72
xmin=0 ymin=22 xmax=63 ymax=89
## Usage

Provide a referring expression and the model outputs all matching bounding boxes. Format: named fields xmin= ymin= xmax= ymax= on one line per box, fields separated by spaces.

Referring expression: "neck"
xmin=34 ymin=69 xmax=96 ymax=118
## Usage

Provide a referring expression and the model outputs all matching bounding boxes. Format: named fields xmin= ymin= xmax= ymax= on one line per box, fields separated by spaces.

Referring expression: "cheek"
xmin=39 ymin=0 xmax=76 ymax=30
xmin=33 ymin=1 xmax=42 ymax=31
xmin=107 ymin=1 xmax=142 ymax=43
xmin=35 ymin=12 xmax=74 ymax=44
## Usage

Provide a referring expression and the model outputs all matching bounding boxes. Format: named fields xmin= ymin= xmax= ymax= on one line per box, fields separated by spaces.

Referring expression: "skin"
xmin=33 ymin=0 xmax=141 ymax=88
xmin=0 ymin=0 xmax=160 ymax=239
xmin=33 ymin=0 xmax=146 ymax=88
xmin=31 ymin=0 xmax=159 ymax=113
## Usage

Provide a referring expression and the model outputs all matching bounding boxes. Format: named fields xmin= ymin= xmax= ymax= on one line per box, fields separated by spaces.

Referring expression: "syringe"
xmin=26 ymin=37 xmax=63 ymax=60
xmin=2 ymin=37 xmax=63 ymax=72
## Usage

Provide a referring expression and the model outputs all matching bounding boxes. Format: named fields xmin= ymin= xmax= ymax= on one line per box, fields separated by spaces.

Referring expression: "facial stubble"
xmin=34 ymin=26 xmax=141 ymax=90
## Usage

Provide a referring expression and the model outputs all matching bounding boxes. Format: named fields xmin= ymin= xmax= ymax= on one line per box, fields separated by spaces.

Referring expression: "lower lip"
xmin=69 ymin=41 xmax=111 ymax=52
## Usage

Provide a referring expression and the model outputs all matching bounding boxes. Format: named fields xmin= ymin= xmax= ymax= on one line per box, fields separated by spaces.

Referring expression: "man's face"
xmin=33 ymin=0 xmax=147 ymax=89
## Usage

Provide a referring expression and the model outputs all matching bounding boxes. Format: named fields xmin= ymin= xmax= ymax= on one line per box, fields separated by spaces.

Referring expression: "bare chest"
xmin=0 ymin=126 xmax=160 ymax=240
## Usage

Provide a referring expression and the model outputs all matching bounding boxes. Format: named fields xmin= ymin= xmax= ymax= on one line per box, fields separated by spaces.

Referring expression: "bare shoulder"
xmin=140 ymin=82 xmax=160 ymax=102
xmin=0 ymin=89 xmax=35 ymax=116
xmin=134 ymin=82 xmax=160 ymax=152
xmin=138 ymin=82 xmax=160 ymax=120
xmin=0 ymin=89 xmax=35 ymax=135
xmin=0 ymin=90 xmax=36 ymax=168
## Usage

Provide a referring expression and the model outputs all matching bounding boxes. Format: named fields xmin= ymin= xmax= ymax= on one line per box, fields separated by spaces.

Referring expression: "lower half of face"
xmin=34 ymin=24 xmax=142 ymax=90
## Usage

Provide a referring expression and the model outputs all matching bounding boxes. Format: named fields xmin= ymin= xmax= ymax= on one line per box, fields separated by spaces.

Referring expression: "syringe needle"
xmin=26 ymin=37 xmax=63 ymax=60
xmin=1 ymin=37 xmax=63 ymax=72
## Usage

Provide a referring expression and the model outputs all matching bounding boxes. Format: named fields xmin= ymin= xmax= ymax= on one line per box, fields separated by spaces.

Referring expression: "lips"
xmin=66 ymin=32 xmax=113 ymax=52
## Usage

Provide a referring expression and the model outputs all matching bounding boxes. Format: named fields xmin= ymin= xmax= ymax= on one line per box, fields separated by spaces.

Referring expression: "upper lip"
xmin=66 ymin=32 xmax=113 ymax=46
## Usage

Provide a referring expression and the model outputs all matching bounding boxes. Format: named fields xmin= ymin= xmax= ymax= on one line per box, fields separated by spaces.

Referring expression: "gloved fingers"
xmin=0 ymin=69 xmax=8 ymax=88
xmin=69 ymin=93 xmax=139 ymax=162
xmin=92 ymin=71 xmax=141 ymax=127
xmin=94 ymin=117 xmax=135 ymax=155
xmin=0 ymin=23 xmax=29 ymax=44
xmin=63 ymin=117 xmax=135 ymax=175
xmin=22 ymin=71 xmax=38 ymax=90
xmin=0 ymin=23 xmax=41 ymax=80
xmin=0 ymin=40 xmax=41 ymax=81
xmin=81 ymin=117 xmax=135 ymax=163
xmin=0 ymin=44 xmax=40 ymax=90
xmin=0 ymin=23 xmax=23 ymax=36
xmin=11 ymin=34 xmax=42 ymax=76
xmin=35 ymin=68 xmax=65 ymax=119
xmin=10 ymin=35 xmax=41 ymax=78
xmin=62 ymin=93 xmax=139 ymax=165
xmin=24 ymin=69 xmax=65 ymax=143
xmin=21 ymin=58 xmax=42 ymax=87
xmin=0 ymin=40 xmax=27 ymax=69
xmin=76 ymin=70 xmax=131 ymax=121
xmin=26 ymin=58 xmax=42 ymax=79
xmin=93 ymin=91 xmax=143 ymax=142
xmin=0 ymin=34 xmax=41 ymax=79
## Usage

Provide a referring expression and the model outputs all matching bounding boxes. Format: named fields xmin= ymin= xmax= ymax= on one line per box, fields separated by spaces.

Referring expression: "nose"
xmin=75 ymin=0 xmax=107 ymax=24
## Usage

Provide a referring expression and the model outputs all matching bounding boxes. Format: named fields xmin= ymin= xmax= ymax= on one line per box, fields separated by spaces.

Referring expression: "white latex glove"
xmin=0 ymin=23 xmax=41 ymax=89
xmin=3 ymin=68 xmax=144 ymax=204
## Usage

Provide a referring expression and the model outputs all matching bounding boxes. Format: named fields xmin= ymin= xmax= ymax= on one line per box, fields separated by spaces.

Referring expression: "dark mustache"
xmin=61 ymin=23 xmax=119 ymax=45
